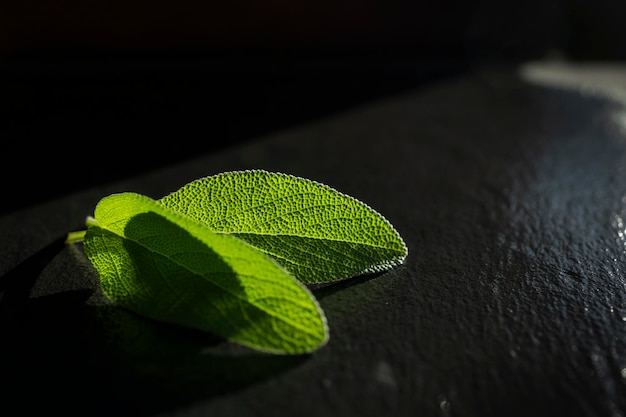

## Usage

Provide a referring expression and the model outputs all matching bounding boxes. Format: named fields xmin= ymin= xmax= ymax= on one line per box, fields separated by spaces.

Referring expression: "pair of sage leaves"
xmin=67 ymin=170 xmax=408 ymax=355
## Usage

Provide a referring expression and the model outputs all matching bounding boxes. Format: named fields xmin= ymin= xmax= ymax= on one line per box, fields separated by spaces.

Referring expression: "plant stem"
xmin=65 ymin=216 xmax=99 ymax=244
xmin=65 ymin=230 xmax=86 ymax=244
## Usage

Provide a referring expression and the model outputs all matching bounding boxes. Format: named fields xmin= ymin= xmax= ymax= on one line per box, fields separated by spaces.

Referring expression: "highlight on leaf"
xmin=159 ymin=170 xmax=408 ymax=284
xmin=82 ymin=192 xmax=328 ymax=355
xmin=67 ymin=170 xmax=408 ymax=355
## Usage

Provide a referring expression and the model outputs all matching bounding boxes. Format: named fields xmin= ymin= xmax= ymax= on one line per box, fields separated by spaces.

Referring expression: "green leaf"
xmin=159 ymin=170 xmax=408 ymax=284
xmin=83 ymin=192 xmax=328 ymax=355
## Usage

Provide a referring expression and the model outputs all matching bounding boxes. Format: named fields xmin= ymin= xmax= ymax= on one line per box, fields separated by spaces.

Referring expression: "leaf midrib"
xmin=224 ymin=230 xmax=406 ymax=253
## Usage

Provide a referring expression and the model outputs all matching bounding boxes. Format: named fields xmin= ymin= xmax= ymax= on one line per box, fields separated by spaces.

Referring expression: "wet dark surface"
xmin=1 ymin=66 xmax=626 ymax=416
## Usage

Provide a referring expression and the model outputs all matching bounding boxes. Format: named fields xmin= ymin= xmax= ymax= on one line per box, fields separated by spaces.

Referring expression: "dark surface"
xmin=3 ymin=0 xmax=626 ymax=415
xmin=1 ymin=64 xmax=626 ymax=416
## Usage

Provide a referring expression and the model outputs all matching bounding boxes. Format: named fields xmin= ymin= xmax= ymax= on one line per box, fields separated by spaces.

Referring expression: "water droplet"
xmin=439 ymin=399 xmax=451 ymax=413
xmin=374 ymin=361 xmax=397 ymax=388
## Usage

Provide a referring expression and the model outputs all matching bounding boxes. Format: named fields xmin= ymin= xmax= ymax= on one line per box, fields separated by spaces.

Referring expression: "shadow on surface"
xmin=0 ymin=237 xmax=306 ymax=417
xmin=0 ymin=235 xmax=67 ymax=306
xmin=310 ymin=271 xmax=387 ymax=300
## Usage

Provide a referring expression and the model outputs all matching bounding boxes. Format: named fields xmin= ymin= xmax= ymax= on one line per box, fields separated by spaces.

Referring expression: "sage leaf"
xmin=159 ymin=170 xmax=408 ymax=284
xmin=83 ymin=192 xmax=328 ymax=354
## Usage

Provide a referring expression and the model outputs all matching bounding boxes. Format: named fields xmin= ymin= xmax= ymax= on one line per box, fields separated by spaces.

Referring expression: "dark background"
xmin=2 ymin=2 xmax=626 ymax=416
xmin=1 ymin=0 xmax=625 ymax=214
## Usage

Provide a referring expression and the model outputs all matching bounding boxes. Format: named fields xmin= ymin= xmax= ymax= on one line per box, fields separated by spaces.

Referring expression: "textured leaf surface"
xmin=159 ymin=170 xmax=408 ymax=284
xmin=83 ymin=192 xmax=328 ymax=354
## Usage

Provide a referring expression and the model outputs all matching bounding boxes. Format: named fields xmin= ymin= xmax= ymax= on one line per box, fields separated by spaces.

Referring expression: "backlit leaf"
xmin=83 ymin=192 xmax=328 ymax=354
xmin=159 ymin=170 xmax=408 ymax=284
